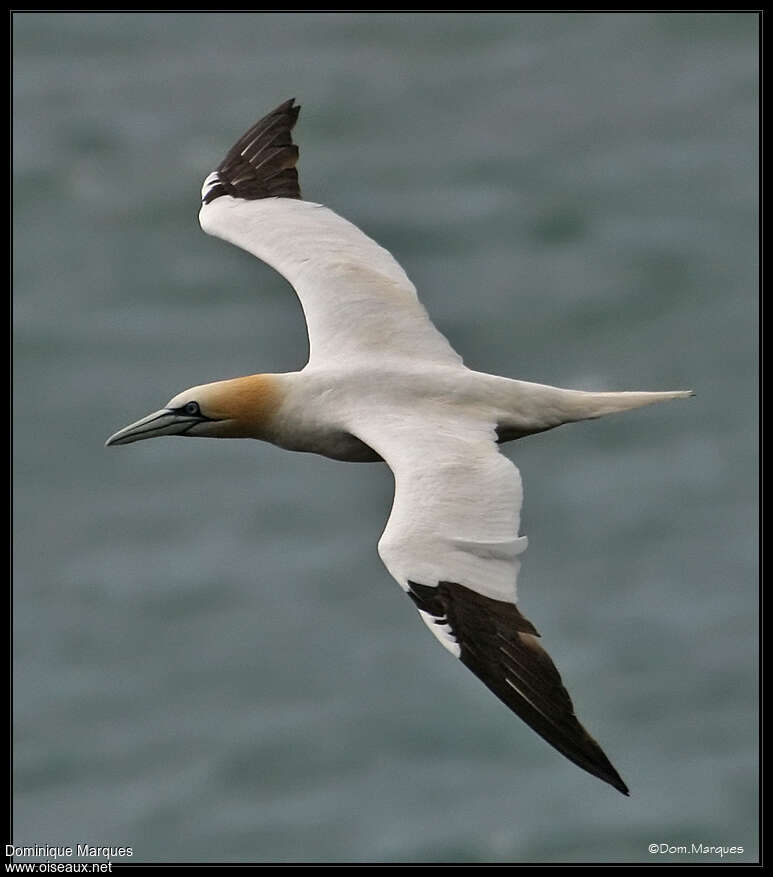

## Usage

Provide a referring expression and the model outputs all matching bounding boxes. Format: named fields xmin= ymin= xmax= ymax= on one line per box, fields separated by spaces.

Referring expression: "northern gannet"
xmin=107 ymin=99 xmax=692 ymax=795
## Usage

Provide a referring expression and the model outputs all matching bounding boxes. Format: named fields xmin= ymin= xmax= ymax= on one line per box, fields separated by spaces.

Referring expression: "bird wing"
xmin=351 ymin=410 xmax=629 ymax=795
xmin=198 ymin=99 xmax=462 ymax=369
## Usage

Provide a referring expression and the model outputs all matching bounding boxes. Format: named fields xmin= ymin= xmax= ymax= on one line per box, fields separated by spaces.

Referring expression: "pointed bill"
xmin=105 ymin=409 xmax=201 ymax=447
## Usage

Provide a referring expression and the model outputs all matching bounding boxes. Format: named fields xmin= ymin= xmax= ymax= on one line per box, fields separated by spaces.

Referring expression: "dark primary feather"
xmin=202 ymin=98 xmax=301 ymax=204
xmin=407 ymin=580 xmax=630 ymax=796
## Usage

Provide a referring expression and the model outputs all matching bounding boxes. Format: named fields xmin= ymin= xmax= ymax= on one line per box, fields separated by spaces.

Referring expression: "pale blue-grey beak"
xmin=105 ymin=408 xmax=202 ymax=447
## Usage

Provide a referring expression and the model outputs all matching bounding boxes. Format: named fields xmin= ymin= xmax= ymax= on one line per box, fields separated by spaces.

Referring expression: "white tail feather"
xmin=494 ymin=379 xmax=694 ymax=440
xmin=569 ymin=389 xmax=695 ymax=420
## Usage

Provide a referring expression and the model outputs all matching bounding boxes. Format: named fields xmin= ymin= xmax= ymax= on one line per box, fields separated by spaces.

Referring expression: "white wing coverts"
xmin=353 ymin=413 xmax=629 ymax=795
xmin=199 ymin=103 xmax=460 ymax=369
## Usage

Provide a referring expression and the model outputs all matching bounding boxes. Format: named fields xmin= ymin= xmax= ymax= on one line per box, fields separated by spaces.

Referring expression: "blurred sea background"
xmin=12 ymin=12 xmax=758 ymax=864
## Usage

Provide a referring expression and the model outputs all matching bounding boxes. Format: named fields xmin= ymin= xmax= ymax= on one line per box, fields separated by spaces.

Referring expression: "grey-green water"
xmin=13 ymin=12 xmax=758 ymax=864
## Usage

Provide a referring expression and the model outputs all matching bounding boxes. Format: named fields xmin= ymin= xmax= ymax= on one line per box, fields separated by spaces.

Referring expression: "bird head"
xmin=105 ymin=374 xmax=281 ymax=446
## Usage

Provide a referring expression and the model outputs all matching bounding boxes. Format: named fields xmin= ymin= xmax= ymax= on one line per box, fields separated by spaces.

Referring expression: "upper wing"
xmin=352 ymin=411 xmax=629 ymax=795
xmin=198 ymin=99 xmax=462 ymax=369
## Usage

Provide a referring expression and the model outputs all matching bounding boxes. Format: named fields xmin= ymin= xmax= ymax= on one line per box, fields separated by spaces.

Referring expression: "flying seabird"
xmin=107 ymin=99 xmax=693 ymax=795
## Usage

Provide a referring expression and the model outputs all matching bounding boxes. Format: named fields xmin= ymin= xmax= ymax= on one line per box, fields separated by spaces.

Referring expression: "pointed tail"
xmin=567 ymin=388 xmax=695 ymax=420
xmin=493 ymin=378 xmax=694 ymax=442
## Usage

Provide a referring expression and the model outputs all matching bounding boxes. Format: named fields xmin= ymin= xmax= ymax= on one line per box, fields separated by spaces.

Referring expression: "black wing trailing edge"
xmin=407 ymin=580 xmax=630 ymax=796
xmin=202 ymin=98 xmax=301 ymax=204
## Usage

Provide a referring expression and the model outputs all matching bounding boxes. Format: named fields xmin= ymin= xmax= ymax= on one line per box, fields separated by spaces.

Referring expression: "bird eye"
xmin=184 ymin=401 xmax=200 ymax=416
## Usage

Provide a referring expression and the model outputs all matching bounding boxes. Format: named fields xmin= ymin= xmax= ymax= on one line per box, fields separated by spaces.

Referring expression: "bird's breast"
xmin=273 ymin=425 xmax=383 ymax=462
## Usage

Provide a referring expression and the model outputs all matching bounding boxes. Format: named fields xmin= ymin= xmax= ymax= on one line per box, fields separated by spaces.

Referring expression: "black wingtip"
xmin=407 ymin=579 xmax=632 ymax=796
xmin=602 ymin=765 xmax=630 ymax=796
xmin=202 ymin=99 xmax=303 ymax=204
